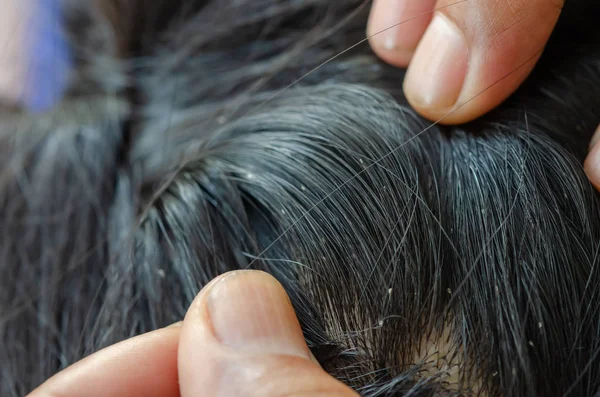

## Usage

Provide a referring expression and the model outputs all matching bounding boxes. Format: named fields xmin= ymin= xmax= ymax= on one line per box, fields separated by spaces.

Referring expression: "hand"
xmin=28 ymin=271 xmax=358 ymax=397
xmin=585 ymin=126 xmax=600 ymax=190
xmin=367 ymin=0 xmax=563 ymax=125
xmin=367 ymin=0 xmax=600 ymax=188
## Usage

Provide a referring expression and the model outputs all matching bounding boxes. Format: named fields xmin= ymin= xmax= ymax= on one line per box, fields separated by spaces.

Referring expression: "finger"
xmin=584 ymin=125 xmax=600 ymax=190
xmin=178 ymin=270 xmax=359 ymax=397
xmin=28 ymin=324 xmax=182 ymax=397
xmin=402 ymin=0 xmax=563 ymax=124
xmin=367 ymin=0 xmax=436 ymax=67
xmin=0 ymin=0 xmax=71 ymax=111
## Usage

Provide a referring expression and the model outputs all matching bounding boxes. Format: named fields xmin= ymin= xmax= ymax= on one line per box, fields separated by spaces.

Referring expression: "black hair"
xmin=2 ymin=0 xmax=600 ymax=395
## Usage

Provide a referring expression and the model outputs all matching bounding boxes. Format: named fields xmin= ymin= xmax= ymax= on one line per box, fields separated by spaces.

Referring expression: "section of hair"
xmin=1 ymin=0 xmax=600 ymax=396
xmin=0 ymin=1 xmax=128 ymax=393
xmin=132 ymin=82 xmax=600 ymax=395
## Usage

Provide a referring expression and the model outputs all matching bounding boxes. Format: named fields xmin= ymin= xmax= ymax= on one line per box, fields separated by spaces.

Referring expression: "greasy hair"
xmin=2 ymin=0 xmax=600 ymax=395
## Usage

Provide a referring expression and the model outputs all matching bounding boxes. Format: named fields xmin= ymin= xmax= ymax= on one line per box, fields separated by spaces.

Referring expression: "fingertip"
xmin=178 ymin=270 xmax=358 ymax=396
xmin=367 ymin=0 xmax=435 ymax=68
xmin=28 ymin=327 xmax=181 ymax=397
xmin=178 ymin=271 xmax=308 ymax=393
xmin=402 ymin=0 xmax=561 ymax=125
xmin=404 ymin=52 xmax=535 ymax=125
xmin=403 ymin=13 xmax=468 ymax=114
xmin=585 ymin=126 xmax=600 ymax=191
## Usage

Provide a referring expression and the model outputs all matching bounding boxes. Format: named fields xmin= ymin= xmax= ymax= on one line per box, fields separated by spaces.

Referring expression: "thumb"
xmin=178 ymin=270 xmax=358 ymax=397
xmin=584 ymin=125 xmax=600 ymax=190
xmin=368 ymin=0 xmax=563 ymax=124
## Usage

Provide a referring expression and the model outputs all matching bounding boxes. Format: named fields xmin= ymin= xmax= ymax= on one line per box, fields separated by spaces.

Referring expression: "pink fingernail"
xmin=404 ymin=13 xmax=469 ymax=109
xmin=207 ymin=271 xmax=310 ymax=359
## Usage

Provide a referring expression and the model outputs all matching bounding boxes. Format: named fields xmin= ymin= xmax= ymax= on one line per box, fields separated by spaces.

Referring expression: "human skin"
xmin=28 ymin=271 xmax=358 ymax=397
xmin=585 ymin=125 xmax=600 ymax=189
xmin=367 ymin=0 xmax=564 ymax=125
xmin=366 ymin=0 xmax=600 ymax=195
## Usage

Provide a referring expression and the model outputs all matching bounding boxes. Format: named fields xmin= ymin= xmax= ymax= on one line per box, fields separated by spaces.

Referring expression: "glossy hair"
xmin=1 ymin=0 xmax=600 ymax=395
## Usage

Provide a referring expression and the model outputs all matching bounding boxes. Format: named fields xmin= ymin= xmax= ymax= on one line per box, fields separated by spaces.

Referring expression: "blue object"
xmin=23 ymin=0 xmax=71 ymax=112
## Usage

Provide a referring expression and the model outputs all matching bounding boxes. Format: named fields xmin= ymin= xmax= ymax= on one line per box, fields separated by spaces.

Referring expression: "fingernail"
xmin=404 ymin=13 xmax=469 ymax=109
xmin=207 ymin=271 xmax=310 ymax=359
xmin=368 ymin=0 xmax=435 ymax=65
xmin=589 ymin=124 xmax=600 ymax=150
